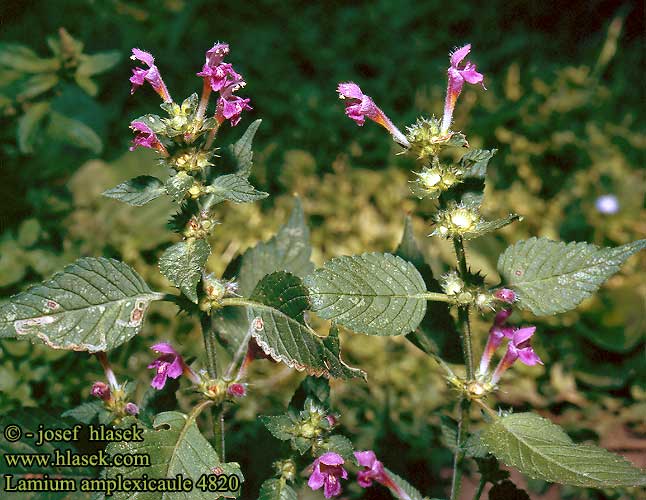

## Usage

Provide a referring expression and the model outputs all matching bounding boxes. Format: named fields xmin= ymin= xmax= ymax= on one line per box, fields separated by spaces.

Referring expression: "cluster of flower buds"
xmin=431 ymin=201 xmax=482 ymax=239
xmin=273 ymin=458 xmax=297 ymax=482
xmin=440 ymin=270 xmax=495 ymax=311
xmin=183 ymin=209 xmax=220 ymax=240
xmin=91 ymin=357 xmax=140 ymax=420
xmin=199 ymin=275 xmax=239 ymax=312
xmin=478 ymin=309 xmax=543 ymax=385
xmin=410 ymin=158 xmax=465 ymax=200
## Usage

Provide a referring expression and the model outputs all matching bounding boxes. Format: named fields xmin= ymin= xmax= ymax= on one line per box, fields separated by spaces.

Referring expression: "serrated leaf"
xmin=320 ymin=435 xmax=354 ymax=460
xmin=165 ymin=172 xmax=193 ymax=201
xmin=227 ymin=119 xmax=261 ymax=177
xmin=207 ymin=174 xmax=268 ymax=205
xmin=462 ymin=214 xmax=523 ymax=240
xmin=237 ymin=197 xmax=314 ymax=296
xmin=396 ymin=217 xmax=459 ymax=360
xmin=497 ymin=238 xmax=646 ymax=315
xmin=61 ymin=401 xmax=105 ymax=424
xmin=159 ymin=239 xmax=210 ymax=303
xmin=305 ymin=253 xmax=427 ymax=336
xmin=106 ymin=411 xmax=243 ymax=499
xmin=103 ymin=175 xmax=165 ymax=206
xmin=463 ymin=430 xmax=488 ymax=458
xmin=440 ymin=416 xmax=458 ymax=452
xmin=47 ymin=111 xmax=102 ymax=154
xmin=17 ymin=101 xmax=50 ymax=153
xmin=260 ymin=414 xmax=296 ymax=441
xmin=384 ymin=468 xmax=425 ymax=500
xmin=460 ymin=148 xmax=497 ymax=178
xmin=258 ymin=478 xmax=297 ymax=500
xmin=482 ymin=412 xmax=646 ymax=488
xmin=0 ymin=257 xmax=162 ymax=351
xmin=230 ymin=272 xmax=364 ymax=379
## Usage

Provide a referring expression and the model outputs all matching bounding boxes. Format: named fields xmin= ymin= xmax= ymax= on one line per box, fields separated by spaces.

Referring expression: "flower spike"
xmin=441 ymin=44 xmax=485 ymax=134
xmin=129 ymin=48 xmax=172 ymax=103
xmin=337 ymin=82 xmax=410 ymax=148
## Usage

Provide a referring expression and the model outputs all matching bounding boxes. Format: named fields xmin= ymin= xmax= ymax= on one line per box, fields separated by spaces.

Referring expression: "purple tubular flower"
xmin=441 ymin=44 xmax=485 ymax=134
xmin=307 ymin=452 xmax=348 ymax=498
xmin=337 ymin=82 xmax=410 ymax=148
xmin=129 ymin=49 xmax=172 ymax=102
xmin=198 ymin=62 xmax=241 ymax=92
xmin=91 ymin=382 xmax=111 ymax=401
xmin=124 ymin=402 xmax=139 ymax=416
xmin=147 ymin=343 xmax=197 ymax=390
xmin=494 ymin=288 xmax=517 ymax=304
xmin=491 ymin=326 xmax=543 ymax=384
xmin=129 ymin=120 xmax=166 ymax=154
xmin=355 ymin=451 xmax=412 ymax=500
xmin=216 ymin=79 xmax=252 ymax=127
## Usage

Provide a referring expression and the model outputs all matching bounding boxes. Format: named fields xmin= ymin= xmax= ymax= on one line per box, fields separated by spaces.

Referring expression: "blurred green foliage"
xmin=1 ymin=1 xmax=644 ymax=498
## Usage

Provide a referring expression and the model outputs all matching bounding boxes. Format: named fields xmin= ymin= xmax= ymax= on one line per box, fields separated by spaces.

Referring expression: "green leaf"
xmin=497 ymin=238 xmax=646 ymax=315
xmin=320 ymin=435 xmax=354 ymax=460
xmin=0 ymin=43 xmax=60 ymax=72
xmin=106 ymin=411 xmax=243 ymax=499
xmin=258 ymin=478 xmax=297 ymax=500
xmin=47 ymin=111 xmax=102 ymax=154
xmin=207 ymin=174 xmax=268 ymax=205
xmin=384 ymin=468 xmax=425 ymax=500
xmin=237 ymin=197 xmax=314 ymax=296
xmin=17 ymin=73 xmax=59 ymax=100
xmin=61 ymin=401 xmax=105 ymax=424
xmin=165 ymin=172 xmax=193 ymax=201
xmin=462 ymin=214 xmax=523 ymax=241
xmin=103 ymin=176 xmax=166 ymax=206
xmin=459 ymin=148 xmax=497 ymax=178
xmin=396 ymin=217 xmax=459 ymax=360
xmin=0 ymin=257 xmax=163 ymax=351
xmin=289 ymin=376 xmax=330 ymax=409
xmin=231 ymin=272 xmax=364 ymax=379
xmin=75 ymin=74 xmax=98 ymax=96
xmin=17 ymin=101 xmax=50 ymax=153
xmin=159 ymin=239 xmax=211 ymax=303
xmin=227 ymin=119 xmax=261 ymax=177
xmin=440 ymin=416 xmax=458 ymax=452
xmin=260 ymin=414 xmax=296 ymax=441
xmin=17 ymin=219 xmax=41 ymax=247
xmin=482 ymin=412 xmax=646 ymax=487
xmin=305 ymin=253 xmax=427 ymax=336
xmin=76 ymin=51 xmax=121 ymax=77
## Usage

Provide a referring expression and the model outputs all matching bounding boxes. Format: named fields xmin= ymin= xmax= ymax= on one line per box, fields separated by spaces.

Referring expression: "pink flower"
xmin=147 ymin=343 xmax=198 ymax=390
xmin=441 ymin=44 xmax=485 ymax=134
xmin=307 ymin=452 xmax=348 ymax=498
xmin=494 ymin=288 xmax=517 ymax=303
xmin=227 ymin=383 xmax=247 ymax=398
xmin=197 ymin=43 xmax=242 ymax=92
xmin=354 ymin=451 xmax=412 ymax=499
xmin=124 ymin=402 xmax=139 ymax=415
xmin=215 ymin=79 xmax=252 ymax=127
xmin=91 ymin=382 xmax=111 ymax=401
xmin=491 ymin=326 xmax=543 ymax=384
xmin=129 ymin=120 xmax=166 ymax=154
xmin=129 ymin=48 xmax=172 ymax=103
xmin=337 ymin=82 xmax=410 ymax=147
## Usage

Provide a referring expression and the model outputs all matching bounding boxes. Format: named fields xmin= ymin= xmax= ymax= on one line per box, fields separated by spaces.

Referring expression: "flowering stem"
xmin=200 ymin=314 xmax=220 ymax=379
xmin=196 ymin=79 xmax=212 ymax=122
xmin=204 ymin=122 xmax=220 ymax=150
xmin=453 ymin=236 xmax=475 ymax=380
xmin=449 ymin=398 xmax=469 ymax=500
xmin=214 ymin=407 xmax=226 ymax=461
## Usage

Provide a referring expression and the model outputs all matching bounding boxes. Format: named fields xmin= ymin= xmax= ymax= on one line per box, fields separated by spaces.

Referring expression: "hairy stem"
xmin=200 ymin=314 xmax=219 ymax=379
xmin=449 ymin=398 xmax=469 ymax=500
xmin=420 ymin=291 xmax=452 ymax=302
xmin=453 ymin=236 xmax=475 ymax=380
xmin=213 ymin=406 xmax=226 ymax=461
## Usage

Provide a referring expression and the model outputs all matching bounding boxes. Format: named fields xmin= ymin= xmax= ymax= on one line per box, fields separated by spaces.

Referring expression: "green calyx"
xmin=405 ymin=117 xmax=452 ymax=160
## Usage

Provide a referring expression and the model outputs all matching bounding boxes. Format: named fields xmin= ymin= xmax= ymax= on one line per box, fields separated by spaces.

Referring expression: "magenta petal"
xmin=166 ymin=357 xmax=184 ymax=379
xmin=323 ymin=478 xmax=342 ymax=498
xmin=494 ymin=308 xmax=512 ymax=325
xmin=513 ymin=326 xmax=536 ymax=345
xmin=205 ymin=42 xmax=230 ymax=67
xmin=450 ymin=44 xmax=471 ymax=67
xmin=518 ymin=347 xmax=543 ymax=366
xmin=131 ymin=48 xmax=154 ymax=66
xmin=319 ymin=452 xmax=344 ymax=466
xmin=150 ymin=342 xmax=178 ymax=355
xmin=308 ymin=465 xmax=325 ymax=490
xmin=337 ymin=82 xmax=364 ymax=99
xmin=151 ymin=372 xmax=167 ymax=390
xmin=461 ymin=63 xmax=484 ymax=85
xmin=354 ymin=450 xmax=377 ymax=468
xmin=357 ymin=471 xmax=373 ymax=488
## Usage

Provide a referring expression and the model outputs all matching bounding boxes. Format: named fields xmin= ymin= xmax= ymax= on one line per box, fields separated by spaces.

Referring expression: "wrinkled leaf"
xmin=459 ymin=148 xmax=497 ymax=178
xmin=0 ymin=257 xmax=163 ymax=351
xmin=207 ymin=174 xmax=268 ymax=205
xmin=462 ymin=214 xmax=523 ymax=240
xmin=258 ymin=478 xmax=297 ymax=500
xmin=165 ymin=172 xmax=193 ymax=201
xmin=159 ymin=239 xmax=210 ymax=303
xmin=227 ymin=119 xmax=261 ymax=177
xmin=103 ymin=175 xmax=166 ymax=206
xmin=305 ymin=253 xmax=427 ymax=336
xmin=497 ymin=238 xmax=646 ymax=315
xmin=106 ymin=411 xmax=243 ymax=499
xmin=320 ymin=435 xmax=354 ymax=460
xmin=482 ymin=412 xmax=646 ymax=487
